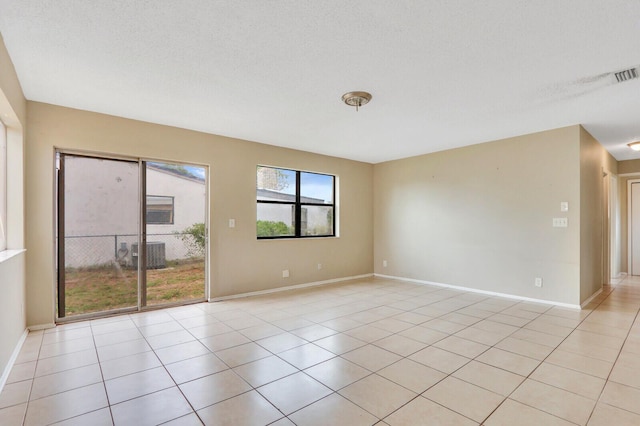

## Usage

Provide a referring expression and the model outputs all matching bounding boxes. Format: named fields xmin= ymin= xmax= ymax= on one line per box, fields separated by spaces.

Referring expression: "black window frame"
xmin=257 ymin=166 xmax=336 ymax=239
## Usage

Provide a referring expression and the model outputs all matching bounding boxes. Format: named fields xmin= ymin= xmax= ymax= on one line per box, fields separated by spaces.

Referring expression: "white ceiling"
xmin=1 ymin=1 xmax=639 ymax=164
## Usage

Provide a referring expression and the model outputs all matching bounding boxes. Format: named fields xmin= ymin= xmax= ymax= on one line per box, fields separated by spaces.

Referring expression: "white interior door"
xmin=631 ymin=182 xmax=640 ymax=275
xmin=603 ymin=171 xmax=610 ymax=284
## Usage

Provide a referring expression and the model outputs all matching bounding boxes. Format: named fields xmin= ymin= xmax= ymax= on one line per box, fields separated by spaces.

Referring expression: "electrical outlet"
xmin=383 ymin=260 xmax=388 ymax=267
xmin=552 ymin=218 xmax=568 ymax=227
xmin=534 ymin=277 xmax=543 ymax=288
xmin=317 ymin=263 xmax=322 ymax=270
xmin=282 ymin=269 xmax=289 ymax=278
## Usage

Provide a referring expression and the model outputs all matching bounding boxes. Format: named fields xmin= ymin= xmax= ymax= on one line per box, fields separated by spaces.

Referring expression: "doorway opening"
xmin=56 ymin=152 xmax=208 ymax=320
xmin=627 ymin=179 xmax=640 ymax=276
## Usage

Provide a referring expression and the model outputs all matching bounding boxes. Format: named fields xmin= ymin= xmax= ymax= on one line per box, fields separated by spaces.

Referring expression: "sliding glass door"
xmin=57 ymin=154 xmax=139 ymax=317
xmin=145 ymin=161 xmax=206 ymax=306
xmin=56 ymin=153 xmax=207 ymax=320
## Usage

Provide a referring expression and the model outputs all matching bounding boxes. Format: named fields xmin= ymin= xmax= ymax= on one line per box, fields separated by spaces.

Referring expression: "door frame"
xmin=603 ymin=169 xmax=609 ymax=285
xmin=610 ymin=174 xmax=620 ymax=279
xmin=602 ymin=169 xmax=620 ymax=284
xmin=55 ymin=149 xmax=209 ymax=322
xmin=627 ymin=178 xmax=640 ymax=276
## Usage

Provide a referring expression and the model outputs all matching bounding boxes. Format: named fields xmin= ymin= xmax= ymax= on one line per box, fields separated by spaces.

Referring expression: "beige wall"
xmin=579 ymin=127 xmax=618 ymax=302
xmin=0 ymin=253 xmax=26 ymax=376
xmin=0 ymin=34 xmax=27 ymax=384
xmin=25 ymin=102 xmax=374 ymax=326
xmin=374 ymin=126 xmax=585 ymax=305
xmin=0 ymin=36 xmax=25 ymax=127
xmin=618 ymin=159 xmax=640 ymax=175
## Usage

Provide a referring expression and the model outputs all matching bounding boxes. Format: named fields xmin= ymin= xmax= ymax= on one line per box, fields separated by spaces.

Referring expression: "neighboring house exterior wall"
xmin=64 ymin=156 xmax=205 ymax=267
xmin=257 ymin=188 xmax=331 ymax=235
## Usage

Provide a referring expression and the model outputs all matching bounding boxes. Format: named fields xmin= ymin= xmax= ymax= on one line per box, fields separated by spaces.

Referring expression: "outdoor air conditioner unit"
xmin=131 ymin=241 xmax=166 ymax=269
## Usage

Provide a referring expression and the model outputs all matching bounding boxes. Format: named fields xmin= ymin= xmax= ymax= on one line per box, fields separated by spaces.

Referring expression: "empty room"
xmin=2 ymin=1 xmax=640 ymax=425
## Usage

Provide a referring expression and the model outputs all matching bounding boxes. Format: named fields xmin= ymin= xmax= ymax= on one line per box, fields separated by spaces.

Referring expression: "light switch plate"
xmin=228 ymin=219 xmax=235 ymax=228
xmin=560 ymin=202 xmax=569 ymax=212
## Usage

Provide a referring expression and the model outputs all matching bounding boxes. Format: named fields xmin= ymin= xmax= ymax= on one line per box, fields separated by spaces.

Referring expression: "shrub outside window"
xmin=257 ymin=166 xmax=335 ymax=238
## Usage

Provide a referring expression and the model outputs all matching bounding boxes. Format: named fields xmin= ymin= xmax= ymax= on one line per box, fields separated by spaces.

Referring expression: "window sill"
xmin=0 ymin=249 xmax=26 ymax=265
xmin=257 ymin=236 xmax=339 ymax=241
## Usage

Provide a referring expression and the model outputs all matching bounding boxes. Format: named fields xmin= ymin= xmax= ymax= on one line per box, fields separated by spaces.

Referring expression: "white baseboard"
xmin=374 ymin=273 xmax=582 ymax=310
xmin=28 ymin=323 xmax=56 ymax=331
xmin=0 ymin=328 xmax=28 ymax=395
xmin=209 ymin=273 xmax=374 ymax=302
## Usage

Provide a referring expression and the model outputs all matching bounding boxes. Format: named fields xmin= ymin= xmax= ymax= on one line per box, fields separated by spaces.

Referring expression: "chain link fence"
xmin=64 ymin=232 xmax=203 ymax=269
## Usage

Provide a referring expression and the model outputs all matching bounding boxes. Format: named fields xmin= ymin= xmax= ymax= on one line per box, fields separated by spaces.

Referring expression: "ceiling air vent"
xmin=615 ymin=67 xmax=638 ymax=83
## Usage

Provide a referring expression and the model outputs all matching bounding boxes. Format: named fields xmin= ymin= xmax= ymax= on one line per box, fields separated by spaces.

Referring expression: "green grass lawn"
xmin=63 ymin=259 xmax=205 ymax=316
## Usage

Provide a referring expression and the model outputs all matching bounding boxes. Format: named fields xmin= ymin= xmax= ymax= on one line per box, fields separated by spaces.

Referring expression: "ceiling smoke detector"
xmin=342 ymin=91 xmax=372 ymax=111
xmin=615 ymin=67 xmax=638 ymax=83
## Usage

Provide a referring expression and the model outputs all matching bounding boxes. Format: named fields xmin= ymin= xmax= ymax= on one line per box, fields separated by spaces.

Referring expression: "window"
xmin=0 ymin=120 xmax=6 ymax=251
xmin=257 ymin=166 xmax=335 ymax=238
xmin=146 ymin=195 xmax=174 ymax=224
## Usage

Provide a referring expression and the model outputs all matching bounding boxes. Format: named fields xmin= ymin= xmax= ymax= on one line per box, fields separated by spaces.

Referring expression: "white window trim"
xmin=0 ymin=119 xmax=7 ymax=252
xmin=0 ymin=248 xmax=26 ymax=264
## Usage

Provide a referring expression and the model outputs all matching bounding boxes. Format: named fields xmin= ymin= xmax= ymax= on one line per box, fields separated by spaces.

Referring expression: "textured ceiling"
xmin=1 ymin=1 xmax=639 ymax=163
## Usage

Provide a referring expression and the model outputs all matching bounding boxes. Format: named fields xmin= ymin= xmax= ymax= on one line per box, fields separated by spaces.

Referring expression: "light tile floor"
xmin=2 ymin=276 xmax=640 ymax=425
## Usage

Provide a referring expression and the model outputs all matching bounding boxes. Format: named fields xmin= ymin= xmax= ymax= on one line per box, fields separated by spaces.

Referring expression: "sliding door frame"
xmin=139 ymin=161 xmax=147 ymax=308
xmin=56 ymin=153 xmax=66 ymax=317
xmin=55 ymin=149 xmax=209 ymax=323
